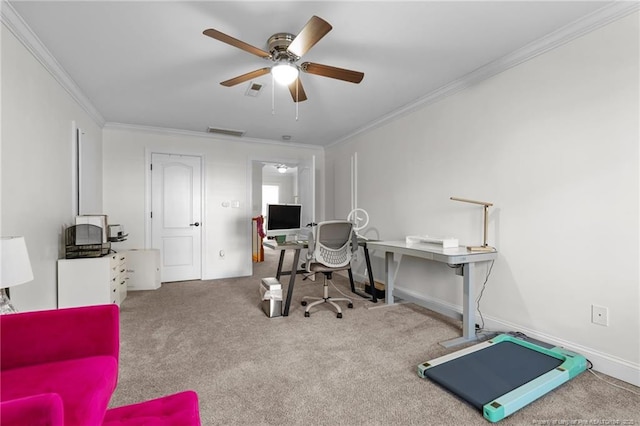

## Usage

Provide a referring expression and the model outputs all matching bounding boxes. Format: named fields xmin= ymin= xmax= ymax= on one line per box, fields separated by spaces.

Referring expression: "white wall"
xmin=263 ymin=172 xmax=296 ymax=205
xmin=1 ymin=24 xmax=103 ymax=311
xmin=102 ymin=126 xmax=322 ymax=279
xmin=78 ymin=129 xmax=103 ymax=215
xmin=326 ymin=12 xmax=639 ymax=384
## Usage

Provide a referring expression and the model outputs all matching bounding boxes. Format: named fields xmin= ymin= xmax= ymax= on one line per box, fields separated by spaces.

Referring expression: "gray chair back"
xmin=308 ymin=220 xmax=354 ymax=269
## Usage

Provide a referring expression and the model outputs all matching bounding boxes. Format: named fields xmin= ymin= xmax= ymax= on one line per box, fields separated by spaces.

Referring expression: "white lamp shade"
xmin=1 ymin=236 xmax=34 ymax=289
xmin=271 ymin=63 xmax=299 ymax=85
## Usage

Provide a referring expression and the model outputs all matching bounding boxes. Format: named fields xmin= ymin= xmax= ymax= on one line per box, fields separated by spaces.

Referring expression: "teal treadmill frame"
xmin=418 ymin=334 xmax=587 ymax=423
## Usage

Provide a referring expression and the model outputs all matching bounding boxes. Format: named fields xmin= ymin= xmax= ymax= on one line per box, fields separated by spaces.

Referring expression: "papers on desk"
xmin=406 ymin=235 xmax=459 ymax=248
xmin=272 ymin=241 xmax=304 ymax=247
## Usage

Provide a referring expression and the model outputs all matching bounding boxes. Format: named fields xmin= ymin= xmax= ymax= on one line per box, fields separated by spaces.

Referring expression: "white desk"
xmin=366 ymin=241 xmax=497 ymax=348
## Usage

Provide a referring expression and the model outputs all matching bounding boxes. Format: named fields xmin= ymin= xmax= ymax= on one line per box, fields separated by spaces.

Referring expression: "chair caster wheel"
xmin=348 ymin=303 xmax=353 ymax=309
xmin=304 ymin=312 xmax=310 ymax=317
xmin=337 ymin=313 xmax=343 ymax=318
xmin=301 ymin=301 xmax=307 ymax=306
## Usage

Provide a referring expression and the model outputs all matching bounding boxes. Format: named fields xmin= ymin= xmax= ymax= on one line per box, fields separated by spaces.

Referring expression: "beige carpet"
xmin=110 ymin=250 xmax=639 ymax=425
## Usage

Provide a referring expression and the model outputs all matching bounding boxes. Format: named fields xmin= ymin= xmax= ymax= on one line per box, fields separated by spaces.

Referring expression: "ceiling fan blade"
xmin=203 ymin=29 xmax=271 ymax=59
xmin=221 ymin=68 xmax=271 ymax=87
xmin=301 ymin=62 xmax=364 ymax=84
xmin=288 ymin=78 xmax=308 ymax=103
xmin=287 ymin=16 xmax=332 ymax=58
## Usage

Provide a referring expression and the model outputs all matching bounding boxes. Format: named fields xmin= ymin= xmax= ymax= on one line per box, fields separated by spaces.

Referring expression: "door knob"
xmin=190 ymin=222 xmax=200 ymax=227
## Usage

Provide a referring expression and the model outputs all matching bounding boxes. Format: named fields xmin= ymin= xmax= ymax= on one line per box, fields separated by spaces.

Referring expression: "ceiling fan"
xmin=203 ymin=16 xmax=364 ymax=103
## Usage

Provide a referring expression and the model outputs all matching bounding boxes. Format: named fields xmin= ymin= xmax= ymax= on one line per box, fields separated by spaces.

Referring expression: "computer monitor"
xmin=266 ymin=204 xmax=302 ymax=237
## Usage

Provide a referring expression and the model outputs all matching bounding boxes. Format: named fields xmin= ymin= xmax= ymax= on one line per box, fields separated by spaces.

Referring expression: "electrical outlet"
xmin=591 ymin=304 xmax=609 ymax=326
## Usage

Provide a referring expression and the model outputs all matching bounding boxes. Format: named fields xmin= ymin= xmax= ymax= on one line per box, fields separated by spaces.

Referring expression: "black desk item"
xmin=349 ymin=239 xmax=377 ymax=303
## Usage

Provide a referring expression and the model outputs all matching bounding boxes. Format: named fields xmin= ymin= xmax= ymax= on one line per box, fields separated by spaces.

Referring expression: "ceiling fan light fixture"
xmin=271 ymin=62 xmax=299 ymax=85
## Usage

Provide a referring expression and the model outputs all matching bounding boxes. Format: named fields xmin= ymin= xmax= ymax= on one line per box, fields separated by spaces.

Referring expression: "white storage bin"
xmin=260 ymin=277 xmax=282 ymax=318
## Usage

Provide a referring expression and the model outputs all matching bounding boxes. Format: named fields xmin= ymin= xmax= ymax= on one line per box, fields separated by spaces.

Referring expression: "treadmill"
xmin=418 ymin=333 xmax=587 ymax=422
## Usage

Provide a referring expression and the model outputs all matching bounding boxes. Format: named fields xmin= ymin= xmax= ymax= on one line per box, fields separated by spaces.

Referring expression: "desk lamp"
xmin=0 ymin=236 xmax=34 ymax=314
xmin=450 ymin=197 xmax=495 ymax=252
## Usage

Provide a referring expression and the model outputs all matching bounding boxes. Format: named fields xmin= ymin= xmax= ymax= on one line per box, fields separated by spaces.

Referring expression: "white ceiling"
xmin=7 ymin=1 xmax=622 ymax=146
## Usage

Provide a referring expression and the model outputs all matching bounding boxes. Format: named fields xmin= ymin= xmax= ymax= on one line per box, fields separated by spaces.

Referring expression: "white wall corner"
xmin=1 ymin=0 xmax=105 ymax=127
xmin=328 ymin=1 xmax=640 ymax=149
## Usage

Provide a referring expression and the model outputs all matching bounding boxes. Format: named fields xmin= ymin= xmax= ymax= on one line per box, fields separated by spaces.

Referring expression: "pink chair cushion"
xmin=1 ymin=305 xmax=119 ymax=371
xmin=0 ymin=393 xmax=64 ymax=426
xmin=103 ymin=390 xmax=201 ymax=425
xmin=1 ymin=356 xmax=118 ymax=425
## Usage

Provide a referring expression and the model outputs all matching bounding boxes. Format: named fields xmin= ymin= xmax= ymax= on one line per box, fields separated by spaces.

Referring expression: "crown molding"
xmin=104 ymin=122 xmax=322 ymax=150
xmin=3 ymin=0 xmax=637 ymax=147
xmin=1 ymin=0 xmax=106 ymax=127
xmin=329 ymin=1 xmax=640 ymax=148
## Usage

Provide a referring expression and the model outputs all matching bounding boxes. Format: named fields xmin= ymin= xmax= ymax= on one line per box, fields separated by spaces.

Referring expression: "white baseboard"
xmin=351 ymin=271 xmax=640 ymax=387
xmin=480 ymin=315 xmax=640 ymax=388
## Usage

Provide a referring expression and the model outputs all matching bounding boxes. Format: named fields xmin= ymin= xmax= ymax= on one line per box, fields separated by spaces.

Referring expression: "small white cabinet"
xmin=57 ymin=252 xmax=127 ymax=308
xmin=126 ymin=249 xmax=161 ymax=290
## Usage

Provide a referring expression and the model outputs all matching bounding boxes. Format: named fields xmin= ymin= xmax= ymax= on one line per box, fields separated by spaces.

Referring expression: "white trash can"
xmin=260 ymin=277 xmax=282 ymax=318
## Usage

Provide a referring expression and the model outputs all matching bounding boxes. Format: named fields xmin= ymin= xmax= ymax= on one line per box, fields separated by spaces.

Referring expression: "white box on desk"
xmin=406 ymin=235 xmax=459 ymax=248
xmin=126 ymin=249 xmax=161 ymax=290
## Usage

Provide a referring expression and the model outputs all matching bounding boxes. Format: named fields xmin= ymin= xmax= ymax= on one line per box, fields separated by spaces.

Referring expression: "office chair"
xmin=302 ymin=220 xmax=357 ymax=318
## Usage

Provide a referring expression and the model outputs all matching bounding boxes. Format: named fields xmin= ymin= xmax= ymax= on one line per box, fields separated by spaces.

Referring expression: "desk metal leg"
xmin=364 ymin=247 xmax=377 ymax=303
xmin=349 ymin=246 xmax=378 ymax=302
xmin=347 ymin=268 xmax=357 ymax=293
xmin=349 ymin=248 xmax=378 ymax=302
xmin=276 ymin=251 xmax=285 ymax=280
xmin=282 ymin=249 xmax=301 ymax=317
xmin=441 ymin=262 xmax=478 ymax=348
xmin=384 ymin=251 xmax=394 ymax=305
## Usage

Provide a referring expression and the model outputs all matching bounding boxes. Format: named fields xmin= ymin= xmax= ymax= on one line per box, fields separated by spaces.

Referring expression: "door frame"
xmin=145 ymin=149 xmax=207 ymax=280
xmin=247 ymin=156 xmax=301 ymax=221
xmin=247 ymin=155 xmax=316 ymax=274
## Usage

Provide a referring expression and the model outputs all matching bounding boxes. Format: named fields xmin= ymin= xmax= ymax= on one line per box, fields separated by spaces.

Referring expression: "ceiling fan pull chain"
xmin=295 ymin=82 xmax=299 ymax=121
xmin=271 ymin=74 xmax=276 ymax=115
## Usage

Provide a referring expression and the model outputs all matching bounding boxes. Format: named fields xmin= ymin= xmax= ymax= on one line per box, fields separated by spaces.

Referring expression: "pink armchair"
xmin=1 ymin=394 xmax=64 ymax=425
xmin=0 ymin=305 xmax=200 ymax=425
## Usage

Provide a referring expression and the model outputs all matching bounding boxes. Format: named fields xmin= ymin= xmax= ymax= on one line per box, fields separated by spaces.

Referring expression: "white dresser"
xmin=57 ymin=252 xmax=127 ymax=308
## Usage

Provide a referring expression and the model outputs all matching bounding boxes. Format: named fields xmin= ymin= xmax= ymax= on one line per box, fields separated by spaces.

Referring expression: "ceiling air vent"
xmin=206 ymin=127 xmax=245 ymax=137
xmin=245 ymin=82 xmax=263 ymax=97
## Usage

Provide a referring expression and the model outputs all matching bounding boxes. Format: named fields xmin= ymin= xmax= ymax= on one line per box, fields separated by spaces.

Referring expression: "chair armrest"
xmin=305 ymin=235 xmax=315 ymax=272
xmin=0 ymin=394 xmax=64 ymax=426
xmin=351 ymin=230 xmax=358 ymax=254
xmin=306 ymin=228 xmax=316 ymax=258
xmin=1 ymin=304 xmax=119 ymax=371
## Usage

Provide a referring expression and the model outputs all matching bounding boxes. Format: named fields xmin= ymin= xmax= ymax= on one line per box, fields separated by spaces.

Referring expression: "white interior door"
xmin=151 ymin=153 xmax=202 ymax=282
xmin=297 ymin=155 xmax=315 ymax=229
